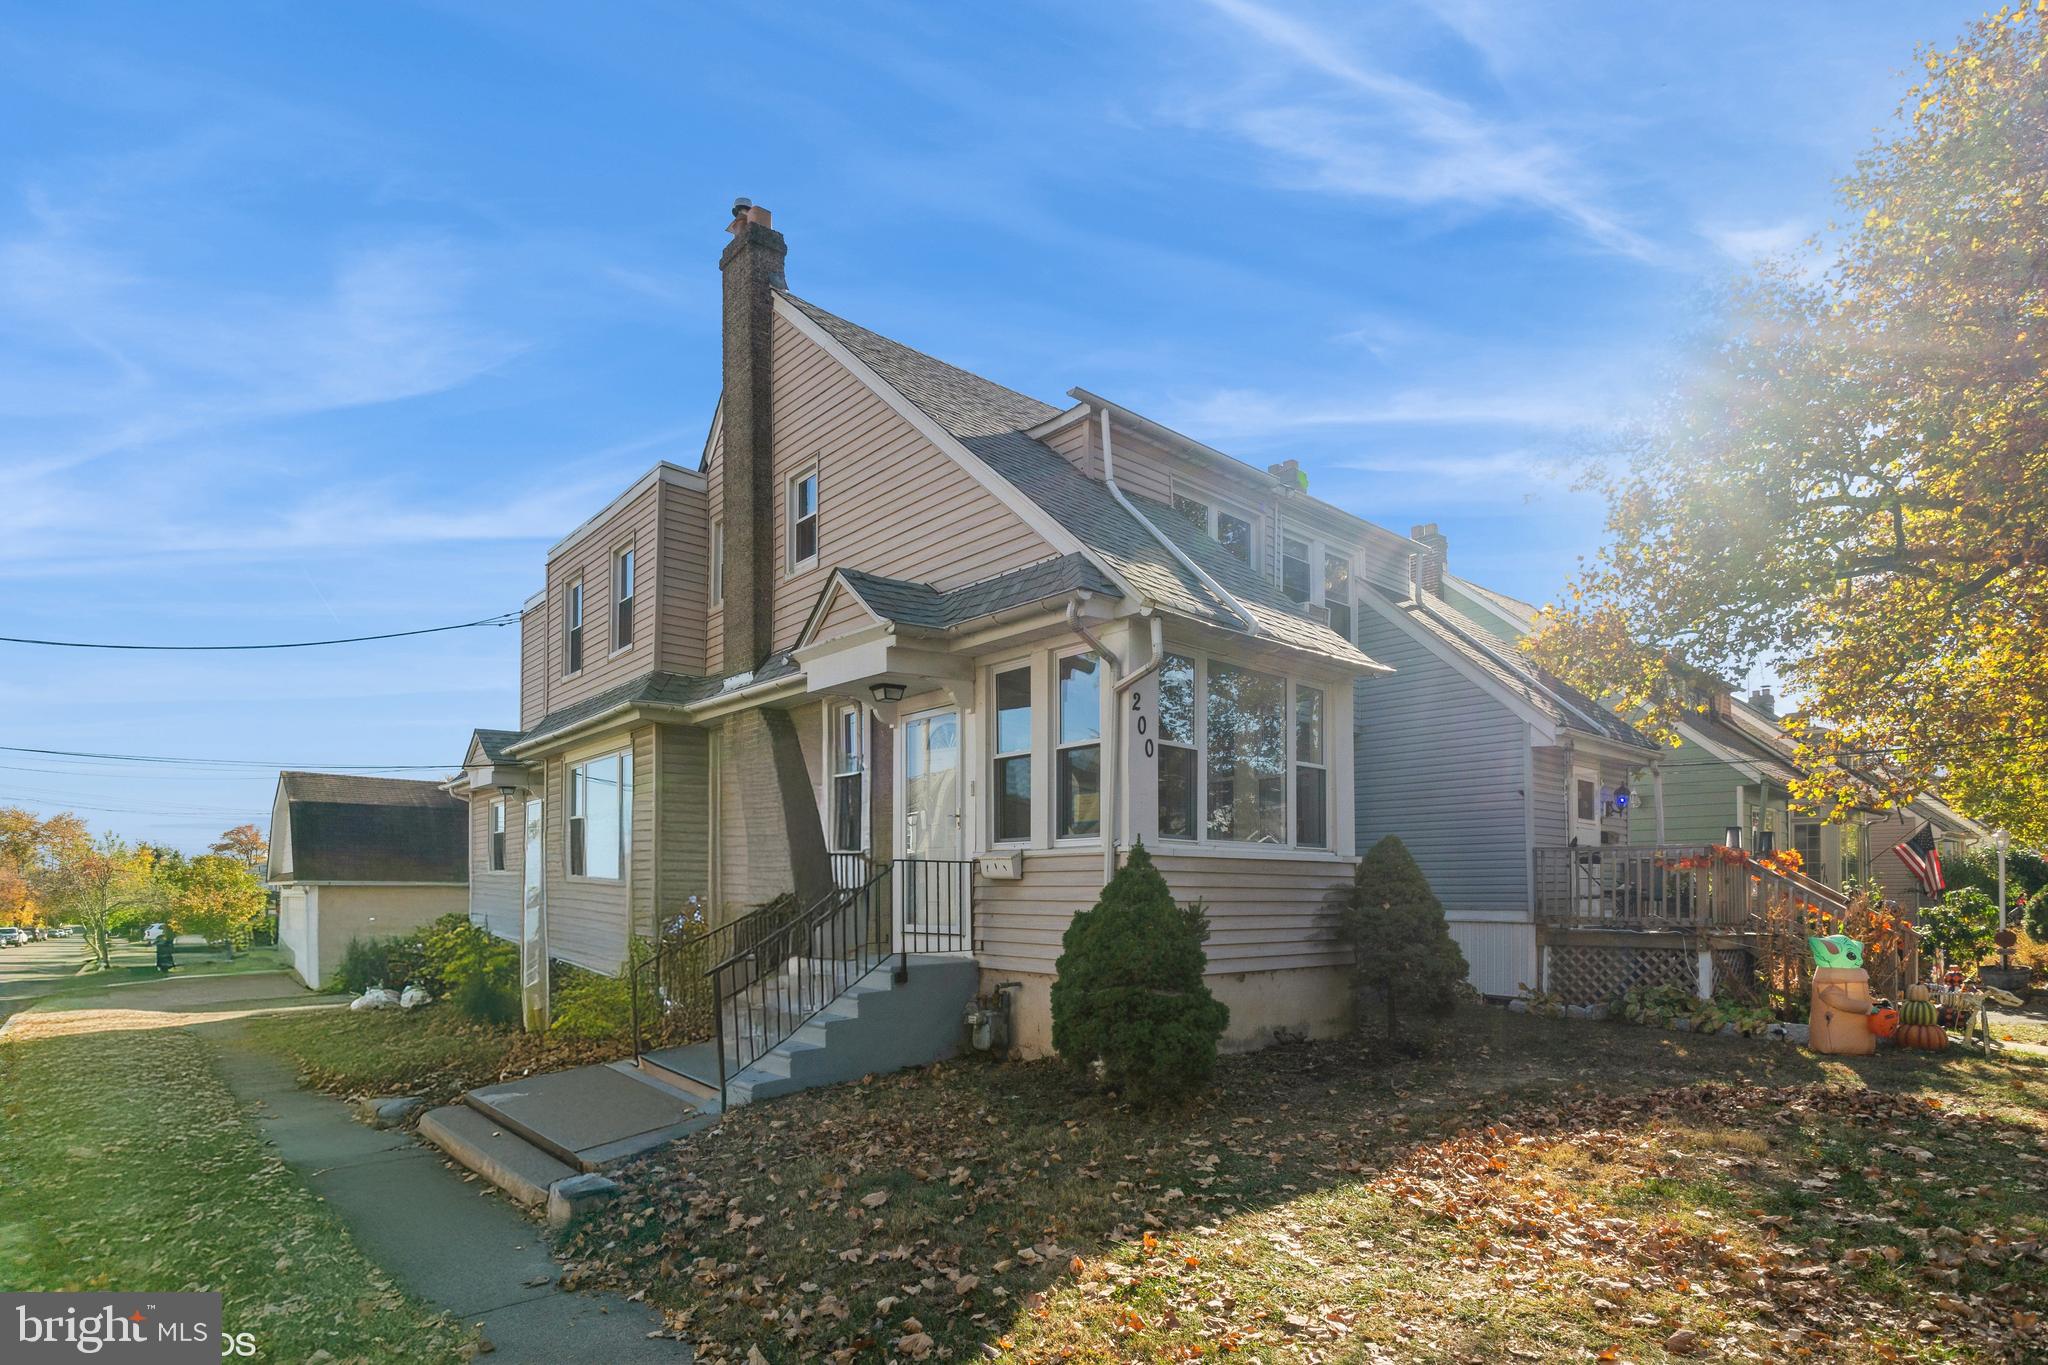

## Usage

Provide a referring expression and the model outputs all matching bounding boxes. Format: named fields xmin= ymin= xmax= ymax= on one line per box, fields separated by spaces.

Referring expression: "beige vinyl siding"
xmin=706 ymin=420 xmax=726 ymax=677
xmin=541 ymin=481 xmax=659 ymax=714
xmin=812 ymin=586 xmax=876 ymax=644
xmin=519 ymin=602 xmax=546 ymax=729
xmin=539 ymin=726 xmax=655 ymax=974
xmin=975 ymin=849 xmax=1351 ymax=977
xmin=657 ymin=479 xmax=710 ymax=676
xmin=469 ymin=791 xmax=522 ymax=941
xmin=316 ymin=885 xmax=466 ymax=988
xmin=761 ymin=313 xmax=1054 ymax=650
xmin=1038 ymin=418 xmax=1093 ymax=476
xmin=655 ymin=724 xmax=711 ymax=924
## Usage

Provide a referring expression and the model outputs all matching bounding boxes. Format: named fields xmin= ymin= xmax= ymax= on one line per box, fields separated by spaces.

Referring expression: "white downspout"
xmin=1098 ymin=407 xmax=1259 ymax=637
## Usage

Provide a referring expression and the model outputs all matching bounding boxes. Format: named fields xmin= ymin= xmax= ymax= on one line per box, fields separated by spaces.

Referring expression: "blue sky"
xmin=0 ymin=0 xmax=1975 ymax=848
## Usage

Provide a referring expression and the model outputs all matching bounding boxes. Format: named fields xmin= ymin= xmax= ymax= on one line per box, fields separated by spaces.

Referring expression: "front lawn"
xmin=556 ymin=1011 xmax=2048 ymax=1362
xmin=0 ymin=1018 xmax=473 ymax=1362
xmin=242 ymin=1002 xmax=629 ymax=1107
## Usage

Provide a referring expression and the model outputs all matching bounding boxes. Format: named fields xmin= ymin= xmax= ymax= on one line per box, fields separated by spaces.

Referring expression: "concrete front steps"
xmin=636 ymin=953 xmax=979 ymax=1107
xmin=419 ymin=1060 xmax=714 ymax=1211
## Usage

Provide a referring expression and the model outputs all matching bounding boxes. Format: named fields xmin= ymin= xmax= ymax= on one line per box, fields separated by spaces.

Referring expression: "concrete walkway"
xmin=199 ymin=1019 xmax=690 ymax=1364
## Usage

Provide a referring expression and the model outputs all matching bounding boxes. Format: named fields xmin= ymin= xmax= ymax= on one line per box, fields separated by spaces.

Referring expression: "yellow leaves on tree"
xmin=1527 ymin=6 xmax=2048 ymax=843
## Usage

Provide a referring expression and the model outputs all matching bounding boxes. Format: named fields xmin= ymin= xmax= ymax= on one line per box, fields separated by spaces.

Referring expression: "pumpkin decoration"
xmin=1905 ymin=983 xmax=1933 ymax=1003
xmin=1899 ymin=998 xmax=1939 ymax=1028
xmin=1867 ymin=1006 xmax=1901 ymax=1039
xmin=1897 ymin=1022 xmax=1950 ymax=1052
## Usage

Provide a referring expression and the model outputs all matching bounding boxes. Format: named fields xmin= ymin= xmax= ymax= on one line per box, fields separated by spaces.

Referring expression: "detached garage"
xmin=267 ymin=772 xmax=468 ymax=989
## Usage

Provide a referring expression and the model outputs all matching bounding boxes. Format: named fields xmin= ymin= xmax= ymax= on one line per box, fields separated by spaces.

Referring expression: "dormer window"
xmin=1282 ymin=536 xmax=1312 ymax=603
xmin=1216 ymin=509 xmax=1253 ymax=564
xmin=789 ymin=470 xmax=820 ymax=571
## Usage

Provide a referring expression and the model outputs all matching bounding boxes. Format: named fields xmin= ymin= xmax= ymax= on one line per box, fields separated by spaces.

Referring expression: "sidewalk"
xmin=198 ymin=1019 xmax=689 ymax=1364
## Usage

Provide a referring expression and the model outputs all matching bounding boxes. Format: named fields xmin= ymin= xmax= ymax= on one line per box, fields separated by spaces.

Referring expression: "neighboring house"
xmin=1440 ymin=561 xmax=1992 ymax=912
xmin=266 ymin=772 xmax=468 ymax=989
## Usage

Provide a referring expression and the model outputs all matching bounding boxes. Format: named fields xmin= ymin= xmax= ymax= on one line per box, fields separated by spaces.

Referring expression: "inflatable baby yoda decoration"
xmin=1809 ymin=934 xmax=1875 ymax=1056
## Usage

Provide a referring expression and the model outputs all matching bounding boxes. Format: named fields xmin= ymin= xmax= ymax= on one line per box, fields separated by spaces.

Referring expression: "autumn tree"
xmin=45 ymin=835 xmax=166 ymax=968
xmin=0 ymin=808 xmax=89 ymax=928
xmin=166 ymin=854 xmax=267 ymax=957
xmin=1527 ymin=7 xmax=2048 ymax=843
xmin=209 ymin=823 xmax=269 ymax=874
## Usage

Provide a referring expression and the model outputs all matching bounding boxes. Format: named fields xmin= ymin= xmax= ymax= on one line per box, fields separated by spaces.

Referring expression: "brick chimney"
xmin=1268 ymin=458 xmax=1306 ymax=491
xmin=1410 ymin=523 xmax=1446 ymax=597
xmin=720 ymin=198 xmax=787 ymax=671
xmin=1747 ymin=686 xmax=1776 ymax=717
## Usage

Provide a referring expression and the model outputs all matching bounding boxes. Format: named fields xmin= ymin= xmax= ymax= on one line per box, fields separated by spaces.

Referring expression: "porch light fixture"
xmin=869 ymin=681 xmax=907 ymax=704
xmin=1608 ymin=782 xmax=1630 ymax=815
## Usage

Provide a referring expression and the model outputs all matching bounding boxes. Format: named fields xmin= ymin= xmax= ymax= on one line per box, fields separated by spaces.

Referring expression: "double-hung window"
xmin=613 ymin=546 xmax=635 ymax=650
xmin=1295 ymin=686 xmax=1327 ymax=847
xmin=992 ymin=666 xmax=1032 ymax=842
xmin=711 ymin=520 xmax=724 ymax=606
xmin=1157 ymin=653 xmax=1199 ymax=840
xmin=1172 ymin=493 xmax=1211 ymax=529
xmin=1056 ymin=653 xmax=1101 ymax=838
xmin=1282 ymin=535 xmax=1312 ymax=604
xmin=488 ymin=799 xmax=507 ymax=872
xmin=564 ymin=579 xmax=584 ymax=675
xmin=1793 ymin=821 xmax=1823 ymax=874
xmin=568 ymin=750 xmax=631 ymax=880
xmin=1323 ymin=552 xmax=1353 ymax=639
xmin=789 ymin=471 xmax=819 ymax=570
xmin=1206 ymin=661 xmax=1288 ymax=843
xmin=831 ymin=705 xmax=864 ymax=852
xmin=1215 ymin=509 xmax=1253 ymax=564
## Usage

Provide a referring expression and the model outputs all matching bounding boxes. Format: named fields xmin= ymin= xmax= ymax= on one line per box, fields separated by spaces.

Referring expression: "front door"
xmin=900 ymin=708 xmax=967 ymax=950
xmin=1570 ymin=765 xmax=1604 ymax=920
xmin=521 ymin=797 xmax=547 ymax=1030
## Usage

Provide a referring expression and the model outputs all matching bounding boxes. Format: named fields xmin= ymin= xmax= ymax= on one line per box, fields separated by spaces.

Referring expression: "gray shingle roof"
xmin=837 ymin=554 xmax=1120 ymax=632
xmin=273 ymin=773 xmax=467 ymax=884
xmin=780 ymin=293 xmax=1378 ymax=671
xmin=1689 ymin=707 xmax=1802 ymax=786
xmin=471 ymin=728 xmax=521 ymax=765
xmin=512 ymin=672 xmax=718 ymax=751
xmin=1369 ymin=585 xmax=1657 ymax=750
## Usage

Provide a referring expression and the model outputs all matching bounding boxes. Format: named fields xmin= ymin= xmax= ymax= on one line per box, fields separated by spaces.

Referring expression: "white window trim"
xmin=710 ymin=520 xmax=724 ymax=607
xmin=488 ymin=798 xmax=507 ymax=873
xmin=787 ymin=468 xmax=821 ymax=574
xmin=824 ymin=701 xmax=869 ymax=854
xmin=566 ymin=746 xmax=632 ymax=883
xmin=1295 ymin=682 xmax=1329 ymax=849
xmin=610 ymin=542 xmax=636 ymax=656
xmin=988 ymin=659 xmax=1036 ymax=846
xmin=1170 ymin=480 xmax=1260 ymax=567
xmin=1153 ymin=648 xmax=1332 ymax=852
xmin=563 ymin=576 xmax=585 ymax=678
xmin=1279 ymin=523 xmax=1358 ymax=638
xmin=1053 ymin=646 xmax=1104 ymax=845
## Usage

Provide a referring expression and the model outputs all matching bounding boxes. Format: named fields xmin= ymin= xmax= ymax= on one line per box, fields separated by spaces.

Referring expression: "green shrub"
xmin=1922 ymin=887 xmax=1999 ymax=967
xmin=1339 ymin=836 xmax=1469 ymax=1040
xmin=452 ymin=966 xmax=520 ymax=1027
xmin=326 ymin=914 xmax=519 ymax=1025
xmin=1050 ymin=841 xmax=1228 ymax=1105
xmin=549 ymin=952 xmax=651 ymax=1041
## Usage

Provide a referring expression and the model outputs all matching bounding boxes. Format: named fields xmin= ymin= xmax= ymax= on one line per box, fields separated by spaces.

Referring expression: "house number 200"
xmin=1132 ymin=692 xmax=1154 ymax=758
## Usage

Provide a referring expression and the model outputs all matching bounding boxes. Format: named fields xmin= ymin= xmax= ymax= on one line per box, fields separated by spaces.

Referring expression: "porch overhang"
xmin=794 ymin=623 xmax=975 ymax=706
xmin=461 ymin=760 xmax=541 ymax=794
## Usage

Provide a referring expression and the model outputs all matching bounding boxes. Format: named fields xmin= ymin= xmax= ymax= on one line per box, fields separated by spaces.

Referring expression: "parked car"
xmin=0 ymin=927 xmax=26 ymax=947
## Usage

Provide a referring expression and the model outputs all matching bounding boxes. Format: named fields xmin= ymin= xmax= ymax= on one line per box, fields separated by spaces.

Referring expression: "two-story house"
xmin=446 ymin=201 xmax=1782 ymax=1092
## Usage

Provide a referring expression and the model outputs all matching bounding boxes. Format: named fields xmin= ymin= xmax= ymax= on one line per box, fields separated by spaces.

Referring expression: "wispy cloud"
xmin=1176 ymin=383 xmax=1614 ymax=437
xmin=1701 ymin=217 xmax=1810 ymax=265
xmin=1181 ymin=0 xmax=1654 ymax=259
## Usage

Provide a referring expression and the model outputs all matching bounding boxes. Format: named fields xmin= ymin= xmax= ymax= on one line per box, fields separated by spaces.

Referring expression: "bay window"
xmin=568 ymin=749 xmax=631 ymax=880
xmin=1295 ymin=686 xmax=1327 ymax=847
xmin=1157 ymin=653 xmax=1198 ymax=839
xmin=1206 ymin=662 xmax=1287 ymax=843
xmin=1056 ymin=653 xmax=1101 ymax=838
xmin=831 ymin=704 xmax=864 ymax=852
xmin=993 ymin=666 xmax=1032 ymax=842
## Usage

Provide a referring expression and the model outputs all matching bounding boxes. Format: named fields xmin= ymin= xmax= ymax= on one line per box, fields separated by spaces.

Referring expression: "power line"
xmin=0 ymin=745 xmax=454 ymax=771
xmin=0 ymin=611 xmax=519 ymax=651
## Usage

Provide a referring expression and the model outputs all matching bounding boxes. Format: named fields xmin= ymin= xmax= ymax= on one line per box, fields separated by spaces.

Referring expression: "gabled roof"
xmin=1366 ymin=585 xmax=1657 ymax=751
xmin=777 ymin=293 xmax=1378 ymax=672
xmin=830 ymin=554 xmax=1121 ymax=634
xmin=271 ymin=772 xmax=466 ymax=885
xmin=471 ymin=728 xmax=522 ymax=765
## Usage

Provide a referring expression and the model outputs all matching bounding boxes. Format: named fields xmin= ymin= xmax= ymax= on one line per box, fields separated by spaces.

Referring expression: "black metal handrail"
xmin=629 ymin=894 xmax=804 ymax=1064
xmin=710 ymin=863 xmax=896 ymax=1107
xmin=896 ymin=857 xmax=976 ymax=955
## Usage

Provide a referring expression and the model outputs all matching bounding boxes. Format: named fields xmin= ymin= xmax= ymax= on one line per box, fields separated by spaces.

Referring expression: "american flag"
xmin=1890 ymin=821 xmax=1946 ymax=897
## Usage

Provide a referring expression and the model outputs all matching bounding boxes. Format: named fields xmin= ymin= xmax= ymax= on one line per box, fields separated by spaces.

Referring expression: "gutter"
xmin=1087 ymin=401 xmax=1260 ymax=638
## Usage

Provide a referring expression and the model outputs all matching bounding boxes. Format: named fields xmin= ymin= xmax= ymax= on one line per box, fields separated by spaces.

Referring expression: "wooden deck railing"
xmin=1533 ymin=843 xmax=1848 ymax=930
